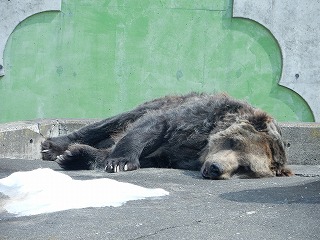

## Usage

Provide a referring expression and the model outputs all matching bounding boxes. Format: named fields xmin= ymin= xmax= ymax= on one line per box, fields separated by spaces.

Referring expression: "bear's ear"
xmin=247 ymin=110 xmax=272 ymax=132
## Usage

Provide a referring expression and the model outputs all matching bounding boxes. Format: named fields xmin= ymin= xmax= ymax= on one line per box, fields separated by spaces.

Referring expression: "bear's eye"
xmin=224 ymin=138 xmax=239 ymax=149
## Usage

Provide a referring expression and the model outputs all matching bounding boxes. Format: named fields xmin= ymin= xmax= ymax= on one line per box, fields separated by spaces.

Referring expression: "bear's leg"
xmin=62 ymin=97 xmax=181 ymax=146
xmin=104 ymin=118 xmax=167 ymax=173
xmin=41 ymin=94 xmax=194 ymax=161
xmin=55 ymin=143 xmax=111 ymax=170
xmin=41 ymin=110 xmax=150 ymax=161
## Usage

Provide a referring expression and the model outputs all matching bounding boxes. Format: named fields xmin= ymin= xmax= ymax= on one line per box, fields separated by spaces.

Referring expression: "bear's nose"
xmin=209 ymin=163 xmax=223 ymax=178
xmin=201 ymin=163 xmax=224 ymax=179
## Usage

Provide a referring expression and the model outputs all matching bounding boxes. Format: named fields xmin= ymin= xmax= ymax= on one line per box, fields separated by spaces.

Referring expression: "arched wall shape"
xmin=233 ymin=0 xmax=320 ymax=122
xmin=0 ymin=0 xmax=62 ymax=76
xmin=0 ymin=0 xmax=315 ymax=123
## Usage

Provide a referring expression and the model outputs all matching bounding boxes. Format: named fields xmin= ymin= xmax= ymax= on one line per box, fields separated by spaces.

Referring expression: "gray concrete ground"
xmin=0 ymin=158 xmax=319 ymax=240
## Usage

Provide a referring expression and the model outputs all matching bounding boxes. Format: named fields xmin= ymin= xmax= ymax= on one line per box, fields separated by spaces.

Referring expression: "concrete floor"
xmin=0 ymin=158 xmax=319 ymax=240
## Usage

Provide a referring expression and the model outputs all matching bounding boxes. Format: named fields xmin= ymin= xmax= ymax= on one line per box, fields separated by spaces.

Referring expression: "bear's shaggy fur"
xmin=41 ymin=92 xmax=292 ymax=179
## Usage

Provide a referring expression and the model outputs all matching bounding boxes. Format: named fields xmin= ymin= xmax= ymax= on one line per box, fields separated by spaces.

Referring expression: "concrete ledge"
xmin=0 ymin=119 xmax=98 ymax=160
xmin=0 ymin=119 xmax=319 ymax=165
xmin=280 ymin=122 xmax=320 ymax=165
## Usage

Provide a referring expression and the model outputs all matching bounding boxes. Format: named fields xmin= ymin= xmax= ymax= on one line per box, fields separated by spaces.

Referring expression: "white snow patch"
xmin=246 ymin=211 xmax=257 ymax=215
xmin=0 ymin=168 xmax=169 ymax=217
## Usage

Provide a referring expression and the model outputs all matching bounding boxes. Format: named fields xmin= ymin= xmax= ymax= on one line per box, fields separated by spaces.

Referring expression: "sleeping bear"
xmin=41 ymin=92 xmax=293 ymax=179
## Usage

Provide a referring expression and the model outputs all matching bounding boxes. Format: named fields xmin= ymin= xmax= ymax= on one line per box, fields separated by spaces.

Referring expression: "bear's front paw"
xmin=41 ymin=139 xmax=66 ymax=161
xmin=104 ymin=158 xmax=140 ymax=173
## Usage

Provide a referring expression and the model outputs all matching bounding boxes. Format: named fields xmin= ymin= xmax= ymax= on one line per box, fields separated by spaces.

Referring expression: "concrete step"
xmin=0 ymin=119 xmax=319 ymax=165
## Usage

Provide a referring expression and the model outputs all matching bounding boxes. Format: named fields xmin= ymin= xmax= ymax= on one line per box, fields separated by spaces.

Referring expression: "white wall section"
xmin=0 ymin=0 xmax=61 ymax=76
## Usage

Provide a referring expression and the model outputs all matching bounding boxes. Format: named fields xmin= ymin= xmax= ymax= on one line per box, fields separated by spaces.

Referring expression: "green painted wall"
xmin=0 ymin=0 xmax=314 ymax=123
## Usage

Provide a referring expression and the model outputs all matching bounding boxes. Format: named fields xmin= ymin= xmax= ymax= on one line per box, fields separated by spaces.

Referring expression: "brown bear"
xmin=41 ymin=92 xmax=293 ymax=179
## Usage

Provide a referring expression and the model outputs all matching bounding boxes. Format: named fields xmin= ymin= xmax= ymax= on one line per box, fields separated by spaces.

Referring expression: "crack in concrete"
xmin=295 ymin=173 xmax=320 ymax=178
xmin=47 ymin=120 xmax=69 ymax=138
xmin=165 ymin=8 xmax=227 ymax=12
xmin=37 ymin=122 xmax=45 ymax=138
xmin=130 ymin=220 xmax=202 ymax=240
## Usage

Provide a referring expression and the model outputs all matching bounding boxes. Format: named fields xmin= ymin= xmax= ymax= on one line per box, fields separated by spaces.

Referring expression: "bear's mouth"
xmin=201 ymin=165 xmax=253 ymax=179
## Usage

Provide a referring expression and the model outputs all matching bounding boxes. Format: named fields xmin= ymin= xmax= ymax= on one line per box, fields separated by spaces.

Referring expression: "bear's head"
xmin=201 ymin=110 xmax=293 ymax=179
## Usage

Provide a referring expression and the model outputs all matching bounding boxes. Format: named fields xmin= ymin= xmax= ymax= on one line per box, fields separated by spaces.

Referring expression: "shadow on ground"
xmin=220 ymin=180 xmax=320 ymax=204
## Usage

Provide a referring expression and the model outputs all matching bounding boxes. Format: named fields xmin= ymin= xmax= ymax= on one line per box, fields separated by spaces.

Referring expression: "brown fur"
xmin=41 ymin=93 xmax=293 ymax=179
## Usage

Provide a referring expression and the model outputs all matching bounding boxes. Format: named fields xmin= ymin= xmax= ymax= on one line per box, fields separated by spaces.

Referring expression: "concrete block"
xmin=0 ymin=119 xmax=96 ymax=160
xmin=280 ymin=122 xmax=320 ymax=165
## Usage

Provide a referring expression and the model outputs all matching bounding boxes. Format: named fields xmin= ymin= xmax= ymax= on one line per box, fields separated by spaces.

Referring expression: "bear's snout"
xmin=201 ymin=162 xmax=224 ymax=179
